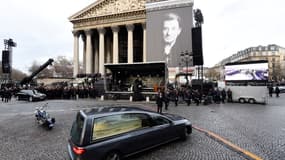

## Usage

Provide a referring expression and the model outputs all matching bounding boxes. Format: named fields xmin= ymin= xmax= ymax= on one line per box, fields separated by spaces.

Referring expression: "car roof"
xmin=20 ymin=89 xmax=35 ymax=92
xmin=80 ymin=106 xmax=157 ymax=118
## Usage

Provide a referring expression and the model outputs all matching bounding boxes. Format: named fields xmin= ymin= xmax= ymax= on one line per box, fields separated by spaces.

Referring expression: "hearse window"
xmin=70 ymin=113 xmax=85 ymax=145
xmin=92 ymin=113 xmax=149 ymax=140
xmin=152 ymin=116 xmax=170 ymax=126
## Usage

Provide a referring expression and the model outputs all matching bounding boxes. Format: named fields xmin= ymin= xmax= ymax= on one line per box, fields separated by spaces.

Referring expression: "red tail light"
xmin=72 ymin=146 xmax=86 ymax=155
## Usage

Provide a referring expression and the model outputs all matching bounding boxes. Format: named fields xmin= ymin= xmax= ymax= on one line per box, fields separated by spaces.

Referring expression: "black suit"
xmin=162 ymin=35 xmax=183 ymax=68
xmin=156 ymin=92 xmax=164 ymax=113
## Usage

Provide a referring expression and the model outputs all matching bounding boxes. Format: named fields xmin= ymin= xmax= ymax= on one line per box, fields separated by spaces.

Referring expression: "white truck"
xmin=227 ymin=85 xmax=268 ymax=104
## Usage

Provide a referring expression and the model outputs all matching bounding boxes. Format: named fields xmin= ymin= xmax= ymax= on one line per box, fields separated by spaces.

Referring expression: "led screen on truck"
xmin=225 ymin=62 xmax=269 ymax=81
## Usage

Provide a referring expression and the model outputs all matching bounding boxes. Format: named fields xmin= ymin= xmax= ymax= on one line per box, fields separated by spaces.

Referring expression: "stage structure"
xmin=69 ymin=0 xmax=194 ymax=98
xmin=104 ymin=61 xmax=165 ymax=100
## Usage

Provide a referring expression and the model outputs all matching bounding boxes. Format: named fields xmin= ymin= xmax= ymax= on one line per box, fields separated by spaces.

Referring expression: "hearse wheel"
xmin=181 ymin=127 xmax=189 ymax=141
xmin=105 ymin=151 xmax=121 ymax=160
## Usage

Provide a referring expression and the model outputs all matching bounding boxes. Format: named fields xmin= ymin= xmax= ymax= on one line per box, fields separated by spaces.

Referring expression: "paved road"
xmin=0 ymin=95 xmax=284 ymax=160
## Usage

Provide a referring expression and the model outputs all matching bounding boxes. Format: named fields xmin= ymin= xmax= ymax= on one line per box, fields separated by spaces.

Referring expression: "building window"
xmin=133 ymin=25 xmax=143 ymax=62
xmin=119 ymin=28 xmax=128 ymax=63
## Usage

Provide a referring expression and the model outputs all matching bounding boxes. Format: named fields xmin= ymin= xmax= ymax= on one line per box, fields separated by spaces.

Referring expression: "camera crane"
xmin=20 ymin=58 xmax=54 ymax=85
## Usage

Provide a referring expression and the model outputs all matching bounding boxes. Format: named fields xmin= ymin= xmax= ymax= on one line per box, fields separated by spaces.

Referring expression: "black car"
xmin=15 ymin=89 xmax=46 ymax=102
xmin=68 ymin=106 xmax=192 ymax=160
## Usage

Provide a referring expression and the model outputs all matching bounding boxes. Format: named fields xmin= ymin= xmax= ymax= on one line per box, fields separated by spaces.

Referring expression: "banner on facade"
xmin=146 ymin=0 xmax=193 ymax=83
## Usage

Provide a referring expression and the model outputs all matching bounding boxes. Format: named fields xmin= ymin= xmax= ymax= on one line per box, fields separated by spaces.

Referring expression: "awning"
xmin=105 ymin=62 xmax=166 ymax=73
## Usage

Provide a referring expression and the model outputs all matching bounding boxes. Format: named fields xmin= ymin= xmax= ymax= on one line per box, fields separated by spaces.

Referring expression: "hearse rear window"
xmin=70 ymin=113 xmax=85 ymax=145
xmin=92 ymin=114 xmax=145 ymax=140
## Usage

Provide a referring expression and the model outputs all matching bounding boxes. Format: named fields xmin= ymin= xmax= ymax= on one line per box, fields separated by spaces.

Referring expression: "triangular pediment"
xmin=69 ymin=0 xmax=146 ymax=21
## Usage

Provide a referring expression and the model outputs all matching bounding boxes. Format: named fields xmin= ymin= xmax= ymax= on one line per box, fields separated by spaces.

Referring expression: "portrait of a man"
xmin=162 ymin=13 xmax=182 ymax=67
xmin=146 ymin=1 xmax=193 ymax=82
xmin=146 ymin=4 xmax=192 ymax=69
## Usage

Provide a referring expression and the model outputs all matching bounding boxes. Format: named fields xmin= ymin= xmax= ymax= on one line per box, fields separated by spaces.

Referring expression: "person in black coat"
xmin=133 ymin=75 xmax=143 ymax=101
xmin=268 ymin=85 xmax=273 ymax=97
xmin=275 ymin=86 xmax=280 ymax=97
xmin=221 ymin=89 xmax=227 ymax=103
xmin=184 ymin=88 xmax=192 ymax=106
xmin=227 ymin=88 xmax=233 ymax=102
xmin=192 ymin=89 xmax=200 ymax=106
xmin=164 ymin=89 xmax=170 ymax=110
xmin=156 ymin=89 xmax=164 ymax=114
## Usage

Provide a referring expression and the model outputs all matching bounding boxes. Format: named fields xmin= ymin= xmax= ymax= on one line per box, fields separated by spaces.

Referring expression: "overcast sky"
xmin=1 ymin=0 xmax=285 ymax=74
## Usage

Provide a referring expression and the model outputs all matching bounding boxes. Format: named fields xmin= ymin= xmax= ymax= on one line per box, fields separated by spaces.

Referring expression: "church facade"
xmin=69 ymin=0 xmax=194 ymax=79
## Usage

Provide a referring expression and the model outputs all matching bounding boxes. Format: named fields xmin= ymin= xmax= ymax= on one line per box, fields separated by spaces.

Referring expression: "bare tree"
xmin=205 ymin=68 xmax=220 ymax=80
xmin=28 ymin=61 xmax=53 ymax=78
xmin=11 ymin=69 xmax=27 ymax=81
xmin=27 ymin=56 xmax=74 ymax=78
xmin=53 ymin=56 xmax=73 ymax=77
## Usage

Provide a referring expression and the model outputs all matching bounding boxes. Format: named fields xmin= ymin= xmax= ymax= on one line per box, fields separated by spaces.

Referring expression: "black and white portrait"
xmin=162 ymin=13 xmax=182 ymax=66
xmin=146 ymin=2 xmax=193 ymax=68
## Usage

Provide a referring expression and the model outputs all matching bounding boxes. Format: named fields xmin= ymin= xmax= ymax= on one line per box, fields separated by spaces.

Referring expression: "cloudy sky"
xmin=1 ymin=0 xmax=285 ymax=74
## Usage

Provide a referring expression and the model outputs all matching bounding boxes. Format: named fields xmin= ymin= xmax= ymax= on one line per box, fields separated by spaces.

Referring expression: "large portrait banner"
xmin=146 ymin=0 xmax=193 ymax=82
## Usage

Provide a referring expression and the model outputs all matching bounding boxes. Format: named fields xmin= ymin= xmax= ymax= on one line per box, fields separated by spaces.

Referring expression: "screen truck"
xmin=225 ymin=60 xmax=269 ymax=104
xmin=227 ymin=85 xmax=268 ymax=104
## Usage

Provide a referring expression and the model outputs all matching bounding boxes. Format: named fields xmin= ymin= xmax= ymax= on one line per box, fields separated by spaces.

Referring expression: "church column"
xmin=126 ymin=24 xmax=134 ymax=64
xmin=93 ymin=35 xmax=99 ymax=73
xmin=111 ymin=26 xmax=119 ymax=64
xmin=106 ymin=36 xmax=111 ymax=63
xmin=98 ymin=28 xmax=106 ymax=75
xmin=72 ymin=31 xmax=79 ymax=77
xmin=85 ymin=29 xmax=93 ymax=74
xmin=142 ymin=23 xmax=147 ymax=62
xmin=82 ymin=35 xmax=86 ymax=73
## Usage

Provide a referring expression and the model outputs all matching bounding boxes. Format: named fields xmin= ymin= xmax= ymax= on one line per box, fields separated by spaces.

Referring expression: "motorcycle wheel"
xmin=29 ymin=96 xmax=33 ymax=102
xmin=48 ymin=125 xmax=53 ymax=130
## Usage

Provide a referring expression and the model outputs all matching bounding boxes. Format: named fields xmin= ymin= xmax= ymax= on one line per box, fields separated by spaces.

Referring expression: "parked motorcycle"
xmin=35 ymin=103 xmax=55 ymax=130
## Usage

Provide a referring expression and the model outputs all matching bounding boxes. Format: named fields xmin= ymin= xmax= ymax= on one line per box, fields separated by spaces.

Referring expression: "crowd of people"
xmin=37 ymin=85 xmax=100 ymax=99
xmin=268 ymin=85 xmax=281 ymax=97
xmin=156 ymin=86 xmax=233 ymax=114
xmin=1 ymin=82 xmax=282 ymax=107
xmin=0 ymin=84 xmax=101 ymax=102
xmin=0 ymin=87 xmax=13 ymax=102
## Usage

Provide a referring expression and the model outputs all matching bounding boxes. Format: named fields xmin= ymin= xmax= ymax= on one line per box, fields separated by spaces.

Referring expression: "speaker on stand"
xmin=191 ymin=26 xmax=203 ymax=86
xmin=192 ymin=27 xmax=203 ymax=66
xmin=2 ymin=50 xmax=11 ymax=74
